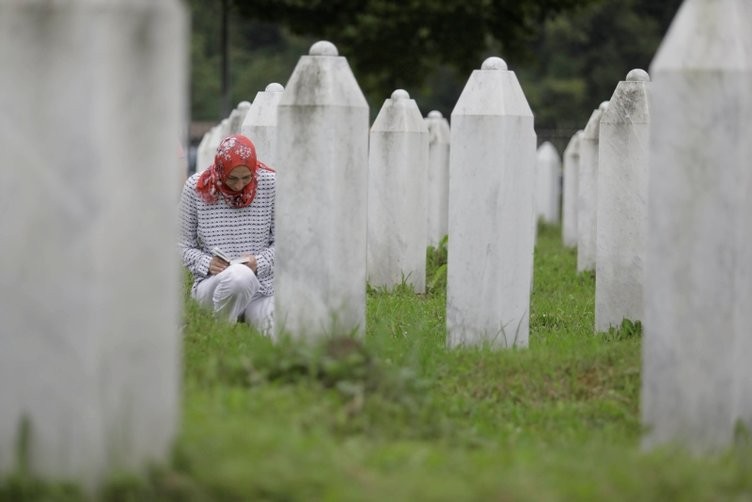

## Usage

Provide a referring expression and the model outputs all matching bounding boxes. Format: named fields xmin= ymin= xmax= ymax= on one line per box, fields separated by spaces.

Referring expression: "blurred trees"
xmin=518 ymin=0 xmax=683 ymax=150
xmin=188 ymin=0 xmax=313 ymax=121
xmin=188 ymin=0 xmax=683 ymax=151
xmin=229 ymin=0 xmax=597 ymax=102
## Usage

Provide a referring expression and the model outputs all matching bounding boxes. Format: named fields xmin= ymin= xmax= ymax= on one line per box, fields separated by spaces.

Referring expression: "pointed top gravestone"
xmin=627 ymin=68 xmax=650 ymax=81
xmin=367 ymin=89 xmax=429 ymax=293
xmin=218 ymin=117 xmax=231 ymax=140
xmin=196 ymin=118 xmax=229 ymax=172
xmin=228 ymin=101 xmax=251 ymax=134
xmin=241 ymin=82 xmax=284 ymax=166
xmin=447 ymin=56 xmax=536 ymax=348
xmin=642 ymin=0 xmax=752 ymax=453
xmin=595 ymin=69 xmax=650 ymax=333
xmin=562 ymin=131 xmax=582 ymax=248
xmin=577 ymin=105 xmax=604 ymax=273
xmin=425 ymin=110 xmax=451 ymax=247
xmin=196 ymin=124 xmax=219 ymax=172
xmin=195 ymin=128 xmax=212 ymax=172
xmin=275 ymin=41 xmax=369 ymax=341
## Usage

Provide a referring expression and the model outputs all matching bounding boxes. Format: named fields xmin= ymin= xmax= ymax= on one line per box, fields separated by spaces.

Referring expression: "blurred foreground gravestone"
xmin=241 ymin=83 xmax=284 ymax=167
xmin=595 ymin=69 xmax=650 ymax=332
xmin=0 ymin=0 xmax=186 ymax=490
xmin=275 ymin=41 xmax=369 ymax=340
xmin=425 ymin=110 xmax=451 ymax=248
xmin=447 ymin=57 xmax=536 ymax=349
xmin=642 ymin=0 xmax=752 ymax=452
xmin=561 ymin=131 xmax=582 ymax=248
xmin=367 ymin=90 xmax=429 ymax=293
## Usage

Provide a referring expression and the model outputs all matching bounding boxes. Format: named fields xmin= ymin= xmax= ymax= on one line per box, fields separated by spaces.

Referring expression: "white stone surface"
xmin=195 ymin=125 xmax=217 ymax=172
xmin=195 ymin=129 xmax=211 ymax=172
xmin=447 ymin=57 xmax=536 ymax=348
xmin=0 ymin=0 xmax=185 ymax=488
xmin=196 ymin=122 xmax=225 ymax=172
xmin=595 ymin=70 xmax=650 ymax=332
xmin=228 ymin=100 xmax=251 ymax=134
xmin=562 ymin=131 xmax=582 ymax=248
xmin=425 ymin=110 xmax=451 ymax=248
xmin=576 ymin=105 xmax=605 ymax=272
xmin=241 ymin=83 xmax=284 ymax=167
xmin=367 ymin=90 xmax=429 ymax=293
xmin=217 ymin=118 xmax=231 ymax=144
xmin=275 ymin=41 xmax=369 ymax=340
xmin=642 ymin=0 xmax=752 ymax=452
xmin=535 ymin=141 xmax=562 ymax=225
xmin=310 ymin=40 xmax=338 ymax=56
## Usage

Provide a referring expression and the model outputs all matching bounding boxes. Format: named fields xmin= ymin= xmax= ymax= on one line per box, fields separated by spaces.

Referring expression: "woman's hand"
xmin=244 ymin=255 xmax=258 ymax=273
xmin=208 ymin=256 xmax=229 ymax=275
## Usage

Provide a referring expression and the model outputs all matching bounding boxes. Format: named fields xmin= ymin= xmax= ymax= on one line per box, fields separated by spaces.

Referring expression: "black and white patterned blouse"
xmin=179 ymin=169 xmax=275 ymax=295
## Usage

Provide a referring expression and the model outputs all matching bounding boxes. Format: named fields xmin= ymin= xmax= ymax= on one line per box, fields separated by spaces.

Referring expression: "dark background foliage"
xmin=188 ymin=0 xmax=683 ymax=152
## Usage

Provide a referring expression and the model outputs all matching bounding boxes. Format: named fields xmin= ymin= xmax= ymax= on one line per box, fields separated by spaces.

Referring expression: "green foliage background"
xmin=188 ymin=0 xmax=682 ymax=151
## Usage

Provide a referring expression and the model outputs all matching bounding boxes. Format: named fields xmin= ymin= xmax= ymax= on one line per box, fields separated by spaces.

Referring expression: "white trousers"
xmin=193 ymin=264 xmax=274 ymax=336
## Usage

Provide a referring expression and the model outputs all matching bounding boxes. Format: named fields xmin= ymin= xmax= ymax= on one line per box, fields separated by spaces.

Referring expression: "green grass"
xmin=4 ymin=224 xmax=752 ymax=501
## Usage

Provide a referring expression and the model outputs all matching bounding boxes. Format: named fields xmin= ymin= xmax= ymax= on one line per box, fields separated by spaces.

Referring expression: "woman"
xmin=179 ymin=134 xmax=275 ymax=335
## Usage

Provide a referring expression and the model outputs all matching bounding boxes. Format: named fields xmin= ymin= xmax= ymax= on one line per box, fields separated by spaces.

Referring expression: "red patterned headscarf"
xmin=195 ymin=134 xmax=273 ymax=208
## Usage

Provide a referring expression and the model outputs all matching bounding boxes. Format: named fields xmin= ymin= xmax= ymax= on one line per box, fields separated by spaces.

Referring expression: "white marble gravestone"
xmin=595 ymin=69 xmax=651 ymax=332
xmin=562 ymin=131 xmax=582 ymax=248
xmin=195 ymin=129 xmax=210 ymax=172
xmin=216 ymin=118 xmax=231 ymax=147
xmin=195 ymin=126 xmax=216 ymax=172
xmin=241 ymin=83 xmax=284 ymax=167
xmin=196 ymin=121 xmax=226 ymax=173
xmin=275 ymin=41 xmax=369 ymax=340
xmin=228 ymin=100 xmax=251 ymax=134
xmin=0 ymin=0 xmax=185 ymax=489
xmin=642 ymin=0 xmax=752 ymax=452
xmin=425 ymin=110 xmax=451 ymax=248
xmin=535 ymin=141 xmax=562 ymax=225
xmin=367 ymin=90 xmax=429 ymax=293
xmin=447 ymin=57 xmax=536 ymax=348
xmin=577 ymin=101 xmax=608 ymax=273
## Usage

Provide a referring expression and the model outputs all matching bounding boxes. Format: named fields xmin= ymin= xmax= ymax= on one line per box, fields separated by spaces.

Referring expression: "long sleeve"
xmin=178 ymin=171 xmax=276 ymax=295
xmin=178 ymin=178 xmax=211 ymax=278
xmin=254 ymin=171 xmax=275 ymax=279
xmin=255 ymin=207 xmax=274 ymax=279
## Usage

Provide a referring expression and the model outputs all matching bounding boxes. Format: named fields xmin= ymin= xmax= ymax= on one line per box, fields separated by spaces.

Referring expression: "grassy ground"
xmin=4 ymin=224 xmax=752 ymax=501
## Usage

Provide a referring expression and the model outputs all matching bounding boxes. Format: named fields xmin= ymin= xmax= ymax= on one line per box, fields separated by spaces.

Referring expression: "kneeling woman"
xmin=179 ymin=134 xmax=275 ymax=335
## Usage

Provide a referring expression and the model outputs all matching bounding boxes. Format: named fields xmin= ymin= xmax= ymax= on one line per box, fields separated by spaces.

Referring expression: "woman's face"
xmin=224 ymin=165 xmax=253 ymax=192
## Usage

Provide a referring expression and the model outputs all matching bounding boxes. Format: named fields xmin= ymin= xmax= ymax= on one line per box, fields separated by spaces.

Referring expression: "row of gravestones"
xmin=0 ymin=0 xmax=748 ymax=491
xmin=198 ymin=51 xmax=564 ymax=350
xmin=265 ymin=48 xmax=539 ymax=348
xmin=197 ymin=86 xmax=453 ymax=294
xmin=559 ymin=0 xmax=752 ymax=453
xmin=200 ymin=87 xmax=560 ymax=253
xmin=560 ymin=68 xmax=650 ymax=333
